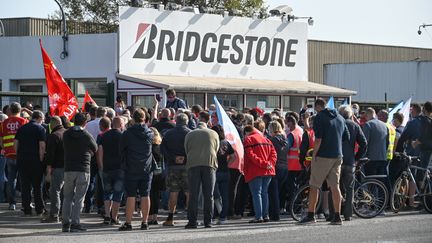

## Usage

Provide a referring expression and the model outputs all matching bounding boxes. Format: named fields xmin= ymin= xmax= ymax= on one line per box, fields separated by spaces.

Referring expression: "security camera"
xmin=269 ymin=5 xmax=293 ymax=16
xmin=418 ymin=30 xmax=422 ymax=35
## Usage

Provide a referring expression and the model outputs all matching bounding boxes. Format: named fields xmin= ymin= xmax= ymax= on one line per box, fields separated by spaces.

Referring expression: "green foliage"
xmin=51 ymin=0 xmax=267 ymax=33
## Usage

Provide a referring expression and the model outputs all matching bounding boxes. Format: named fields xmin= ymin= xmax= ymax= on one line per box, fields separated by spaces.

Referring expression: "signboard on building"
xmin=119 ymin=7 xmax=308 ymax=81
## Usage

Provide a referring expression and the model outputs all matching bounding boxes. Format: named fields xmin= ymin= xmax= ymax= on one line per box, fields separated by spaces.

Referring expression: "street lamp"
xmin=418 ymin=24 xmax=432 ymax=35
xmin=54 ymin=0 xmax=68 ymax=59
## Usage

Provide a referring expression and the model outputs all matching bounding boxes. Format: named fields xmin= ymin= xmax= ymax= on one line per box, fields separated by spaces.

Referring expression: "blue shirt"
xmin=314 ymin=108 xmax=349 ymax=158
xmin=15 ymin=120 xmax=46 ymax=162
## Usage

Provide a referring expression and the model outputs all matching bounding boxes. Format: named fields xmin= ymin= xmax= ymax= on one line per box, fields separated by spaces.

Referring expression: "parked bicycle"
xmin=390 ymin=152 xmax=432 ymax=213
xmin=352 ymin=158 xmax=389 ymax=218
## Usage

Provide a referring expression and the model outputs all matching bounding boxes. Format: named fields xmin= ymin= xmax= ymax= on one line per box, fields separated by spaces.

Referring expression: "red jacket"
xmin=243 ymin=129 xmax=277 ymax=183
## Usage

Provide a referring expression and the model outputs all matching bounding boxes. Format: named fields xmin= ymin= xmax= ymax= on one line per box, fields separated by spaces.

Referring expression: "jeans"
xmin=102 ymin=169 xmax=124 ymax=202
xmin=267 ymin=176 xmax=280 ymax=220
xmin=19 ymin=163 xmax=45 ymax=214
xmin=84 ymin=160 xmax=104 ymax=211
xmin=275 ymin=165 xmax=289 ymax=209
xmin=286 ymin=170 xmax=301 ymax=206
xmin=214 ymin=171 xmax=230 ymax=220
xmin=50 ymin=168 xmax=64 ymax=217
xmin=62 ymin=172 xmax=90 ymax=225
xmin=0 ymin=155 xmax=6 ymax=202
xmin=248 ymin=176 xmax=272 ymax=220
xmin=329 ymin=165 xmax=355 ymax=219
xmin=228 ymin=168 xmax=241 ymax=217
xmin=187 ymin=166 xmax=216 ymax=225
xmin=6 ymin=158 xmax=18 ymax=205
xmin=417 ymin=151 xmax=432 ymax=183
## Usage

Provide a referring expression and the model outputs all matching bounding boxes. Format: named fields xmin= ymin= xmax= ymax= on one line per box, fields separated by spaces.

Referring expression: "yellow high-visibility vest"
xmin=386 ymin=123 xmax=396 ymax=160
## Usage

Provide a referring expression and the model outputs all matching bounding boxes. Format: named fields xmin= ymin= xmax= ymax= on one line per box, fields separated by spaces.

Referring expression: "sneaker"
xmin=119 ymin=223 xmax=132 ymax=231
xmin=298 ymin=216 xmax=316 ymax=225
xmin=263 ymin=217 xmax=270 ymax=223
xmin=148 ymin=220 xmax=158 ymax=225
xmin=41 ymin=215 xmax=59 ymax=223
xmin=110 ymin=218 xmax=121 ymax=225
xmin=140 ymin=222 xmax=149 ymax=230
xmin=70 ymin=224 xmax=87 ymax=232
xmin=330 ymin=218 xmax=343 ymax=225
xmin=217 ymin=219 xmax=226 ymax=225
xmin=248 ymin=219 xmax=264 ymax=223
xmin=103 ymin=217 xmax=111 ymax=225
xmin=317 ymin=213 xmax=325 ymax=219
xmin=162 ymin=219 xmax=174 ymax=226
xmin=62 ymin=223 xmax=70 ymax=232
xmin=8 ymin=204 xmax=16 ymax=211
xmin=344 ymin=217 xmax=352 ymax=221
xmin=204 ymin=224 xmax=212 ymax=228
xmin=185 ymin=223 xmax=198 ymax=229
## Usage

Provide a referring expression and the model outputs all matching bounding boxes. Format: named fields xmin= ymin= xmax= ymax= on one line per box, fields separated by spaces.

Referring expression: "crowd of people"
xmin=0 ymin=88 xmax=431 ymax=232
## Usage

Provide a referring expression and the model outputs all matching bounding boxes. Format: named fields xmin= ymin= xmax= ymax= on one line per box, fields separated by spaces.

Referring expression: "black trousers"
xmin=18 ymin=162 xmax=45 ymax=214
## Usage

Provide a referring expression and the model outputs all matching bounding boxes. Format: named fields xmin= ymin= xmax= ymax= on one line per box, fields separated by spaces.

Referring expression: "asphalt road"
xmin=1 ymin=205 xmax=431 ymax=243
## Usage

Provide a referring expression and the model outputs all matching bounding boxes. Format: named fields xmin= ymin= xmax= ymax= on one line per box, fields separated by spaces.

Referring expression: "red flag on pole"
xmin=82 ymin=90 xmax=96 ymax=112
xmin=40 ymin=40 xmax=78 ymax=120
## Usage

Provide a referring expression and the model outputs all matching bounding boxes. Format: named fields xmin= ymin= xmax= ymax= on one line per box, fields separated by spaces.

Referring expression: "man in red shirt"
xmin=0 ymin=102 xmax=28 ymax=210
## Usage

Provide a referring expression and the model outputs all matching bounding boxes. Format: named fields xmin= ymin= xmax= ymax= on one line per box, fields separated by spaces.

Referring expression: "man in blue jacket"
xmin=119 ymin=109 xmax=154 ymax=231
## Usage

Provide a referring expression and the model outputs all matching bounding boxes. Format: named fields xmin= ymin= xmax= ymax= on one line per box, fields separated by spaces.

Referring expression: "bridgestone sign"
xmin=119 ymin=7 xmax=308 ymax=81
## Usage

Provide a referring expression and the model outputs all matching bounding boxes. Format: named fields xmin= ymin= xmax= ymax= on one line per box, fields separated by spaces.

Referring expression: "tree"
xmin=51 ymin=0 xmax=267 ymax=33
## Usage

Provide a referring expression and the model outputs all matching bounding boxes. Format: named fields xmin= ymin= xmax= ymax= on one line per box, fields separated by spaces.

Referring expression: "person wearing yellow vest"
xmin=377 ymin=110 xmax=396 ymax=160
xmin=285 ymin=116 xmax=304 ymax=208
xmin=0 ymin=102 xmax=28 ymax=210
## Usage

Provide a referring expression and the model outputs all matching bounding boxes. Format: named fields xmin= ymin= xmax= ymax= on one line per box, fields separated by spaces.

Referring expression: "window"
xmin=19 ymin=85 xmax=43 ymax=109
xmin=246 ymin=95 xmax=280 ymax=111
xmin=132 ymin=95 xmax=155 ymax=108
xmin=76 ymin=80 xmax=107 ymax=106
xmin=209 ymin=94 xmax=243 ymax=109
xmin=176 ymin=93 xmax=205 ymax=108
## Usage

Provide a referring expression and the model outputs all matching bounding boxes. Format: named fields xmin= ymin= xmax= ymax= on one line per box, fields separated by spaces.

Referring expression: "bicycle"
xmin=352 ymin=158 xmax=389 ymax=218
xmin=390 ymin=152 xmax=432 ymax=213
xmin=289 ymin=159 xmax=323 ymax=221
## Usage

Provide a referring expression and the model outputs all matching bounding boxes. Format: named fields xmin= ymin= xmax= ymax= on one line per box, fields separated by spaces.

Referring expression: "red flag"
xmin=40 ymin=40 xmax=78 ymax=120
xmin=82 ymin=90 xmax=96 ymax=112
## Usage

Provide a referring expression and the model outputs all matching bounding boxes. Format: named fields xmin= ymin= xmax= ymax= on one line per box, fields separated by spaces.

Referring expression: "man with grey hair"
xmin=42 ymin=116 xmax=66 ymax=223
xmin=362 ymin=108 xmax=389 ymax=187
xmin=106 ymin=107 xmax=116 ymax=121
xmin=328 ymin=105 xmax=367 ymax=221
xmin=184 ymin=121 xmax=220 ymax=228
xmin=160 ymin=113 xmax=191 ymax=226
xmin=14 ymin=110 xmax=46 ymax=216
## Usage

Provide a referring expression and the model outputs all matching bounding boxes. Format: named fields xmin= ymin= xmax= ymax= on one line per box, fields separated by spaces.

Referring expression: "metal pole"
xmin=54 ymin=0 xmax=68 ymax=59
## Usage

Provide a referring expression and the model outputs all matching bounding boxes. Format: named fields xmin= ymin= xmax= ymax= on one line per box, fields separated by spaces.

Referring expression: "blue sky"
xmin=1 ymin=0 xmax=431 ymax=48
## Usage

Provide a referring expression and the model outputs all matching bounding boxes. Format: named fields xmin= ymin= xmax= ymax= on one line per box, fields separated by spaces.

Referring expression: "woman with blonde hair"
xmin=148 ymin=127 xmax=165 ymax=225
xmin=267 ymin=120 xmax=288 ymax=220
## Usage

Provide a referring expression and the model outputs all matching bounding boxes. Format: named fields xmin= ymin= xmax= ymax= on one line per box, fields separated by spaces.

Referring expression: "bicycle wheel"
xmin=353 ymin=179 xmax=388 ymax=218
xmin=390 ymin=176 xmax=409 ymax=213
xmin=290 ymin=184 xmax=321 ymax=221
xmin=422 ymin=179 xmax=432 ymax=213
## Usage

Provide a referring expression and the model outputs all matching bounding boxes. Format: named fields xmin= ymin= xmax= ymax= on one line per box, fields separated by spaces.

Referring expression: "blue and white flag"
xmin=326 ymin=96 xmax=335 ymax=109
xmin=214 ymin=96 xmax=244 ymax=173
xmin=387 ymin=100 xmax=404 ymax=124
xmin=399 ymin=97 xmax=412 ymax=127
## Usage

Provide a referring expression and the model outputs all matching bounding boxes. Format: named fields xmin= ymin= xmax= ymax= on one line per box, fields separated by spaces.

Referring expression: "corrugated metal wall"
xmin=325 ymin=61 xmax=432 ymax=103
xmin=2 ymin=18 xmax=432 ymax=85
xmin=1 ymin=18 xmax=110 ymax=36
xmin=308 ymin=40 xmax=432 ymax=83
